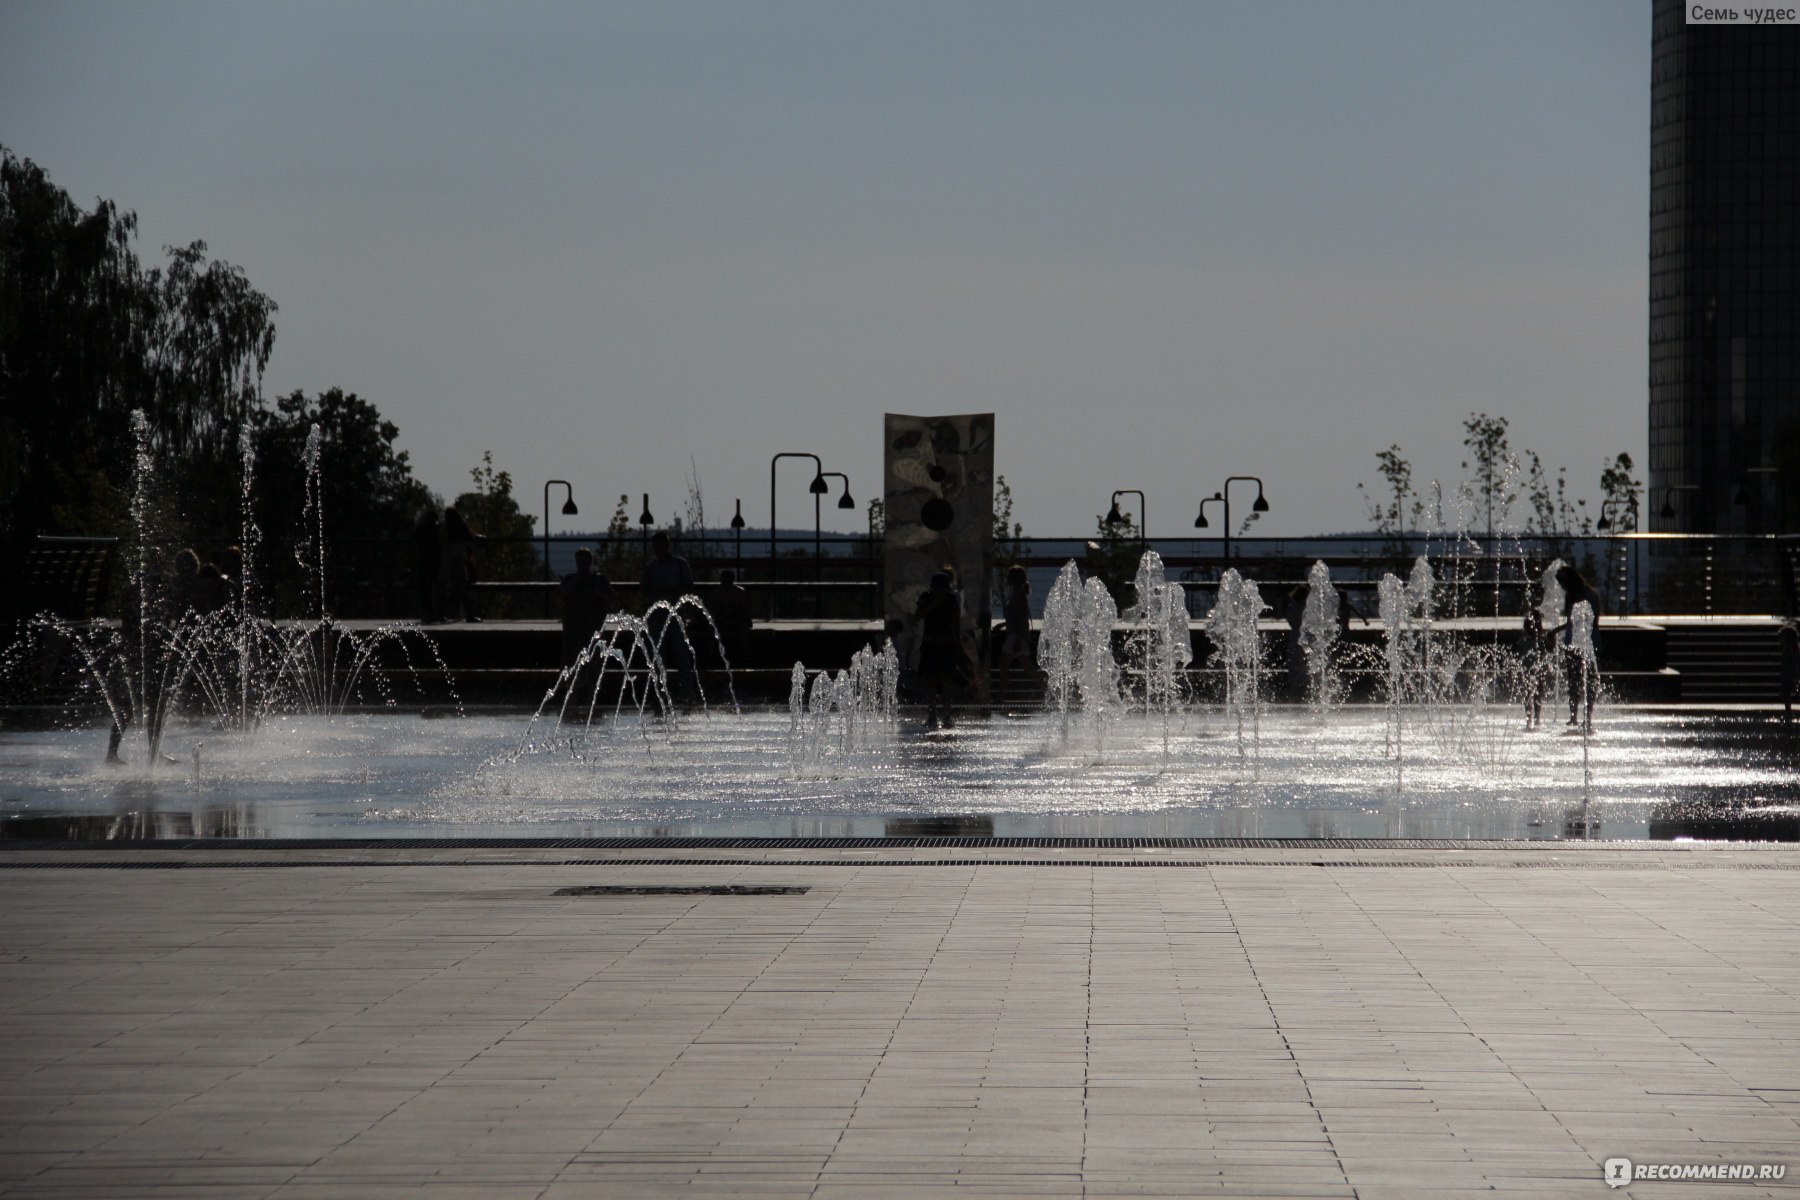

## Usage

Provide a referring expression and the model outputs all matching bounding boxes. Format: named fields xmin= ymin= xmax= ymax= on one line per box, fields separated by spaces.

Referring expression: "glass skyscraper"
xmin=1649 ymin=0 xmax=1800 ymax=534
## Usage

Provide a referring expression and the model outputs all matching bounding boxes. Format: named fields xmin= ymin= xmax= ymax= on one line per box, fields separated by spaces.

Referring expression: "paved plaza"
xmin=1 ymin=842 xmax=1797 ymax=1198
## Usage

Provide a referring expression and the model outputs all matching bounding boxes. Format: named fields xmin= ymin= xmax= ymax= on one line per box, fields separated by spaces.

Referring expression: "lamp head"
xmin=561 ymin=497 xmax=579 ymax=516
xmin=638 ymin=493 xmax=654 ymax=527
xmin=1105 ymin=503 xmax=1124 ymax=526
xmin=809 ymin=474 xmax=830 ymax=495
xmin=1596 ymin=512 xmax=1611 ymax=531
xmin=1659 ymin=498 xmax=1676 ymax=520
xmin=1252 ymin=492 xmax=1270 ymax=514
xmin=1193 ymin=508 xmax=1208 ymax=529
xmin=837 ymin=491 xmax=856 ymax=510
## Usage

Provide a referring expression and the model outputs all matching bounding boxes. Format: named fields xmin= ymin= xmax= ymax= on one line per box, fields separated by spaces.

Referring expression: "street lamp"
xmin=1193 ymin=476 xmax=1268 ymax=564
xmin=638 ymin=492 xmax=654 ymax=557
xmin=730 ymin=498 xmax=746 ymax=568
xmin=1658 ymin=483 xmax=1700 ymax=522
xmin=1104 ymin=489 xmax=1146 ymax=548
xmin=542 ymin=480 xmax=577 ymax=582
xmin=770 ymin=452 xmax=827 ymax=614
xmin=1734 ymin=466 xmax=1788 ymax=534
xmin=823 ymin=472 xmax=856 ymax=511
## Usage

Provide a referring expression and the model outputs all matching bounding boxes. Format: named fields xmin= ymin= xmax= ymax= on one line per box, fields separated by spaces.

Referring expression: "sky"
xmin=1 ymin=0 xmax=1650 ymax=539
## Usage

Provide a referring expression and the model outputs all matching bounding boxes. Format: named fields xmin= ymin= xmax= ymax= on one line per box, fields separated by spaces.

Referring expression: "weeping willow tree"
xmin=1 ymin=146 xmax=277 ymax=543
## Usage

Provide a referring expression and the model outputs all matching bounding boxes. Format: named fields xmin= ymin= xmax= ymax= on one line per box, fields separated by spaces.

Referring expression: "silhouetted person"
xmin=1519 ymin=609 xmax=1552 ymax=729
xmin=1553 ymin=565 xmax=1603 ymax=731
xmin=560 ymin=547 xmax=616 ymax=668
xmin=413 ymin=508 xmax=442 ymax=623
xmin=440 ymin=506 xmax=481 ymax=622
xmin=641 ymin=531 xmax=697 ymax=701
xmin=1282 ymin=584 xmax=1309 ymax=702
xmin=995 ymin=565 xmax=1034 ymax=710
xmin=709 ymin=568 xmax=753 ymax=669
xmin=914 ymin=570 xmax=968 ymax=728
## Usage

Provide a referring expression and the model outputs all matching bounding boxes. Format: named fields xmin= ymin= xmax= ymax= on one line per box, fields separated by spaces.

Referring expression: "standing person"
xmin=1281 ymin=583 xmax=1310 ymax=702
xmin=994 ymin=565 xmax=1034 ymax=711
xmin=913 ymin=570 xmax=968 ymax=728
xmin=1519 ymin=609 xmax=1552 ymax=729
xmin=560 ymin=547 xmax=616 ymax=669
xmin=413 ymin=508 xmax=441 ymax=623
xmin=641 ymin=531 xmax=697 ymax=701
xmin=440 ymin=507 xmax=481 ymax=623
xmin=1553 ymin=565 xmax=1603 ymax=731
xmin=709 ymin=569 xmax=754 ymax=669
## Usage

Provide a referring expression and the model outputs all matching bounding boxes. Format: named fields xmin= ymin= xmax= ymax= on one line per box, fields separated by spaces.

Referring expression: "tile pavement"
xmin=0 ymin=846 xmax=1795 ymax=1197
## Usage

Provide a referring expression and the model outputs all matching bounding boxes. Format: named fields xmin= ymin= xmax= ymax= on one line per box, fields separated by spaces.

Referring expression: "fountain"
xmin=2 ymin=441 xmax=1796 ymax=848
xmin=2 ymin=410 xmax=456 ymax=775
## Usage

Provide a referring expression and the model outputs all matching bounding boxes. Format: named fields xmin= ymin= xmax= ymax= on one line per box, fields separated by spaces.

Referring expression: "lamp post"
xmin=638 ymin=492 xmax=654 ymax=558
xmin=542 ymin=480 xmax=577 ymax=581
xmin=730 ymin=498 xmax=746 ymax=569
xmin=1193 ymin=476 xmax=1268 ymax=565
xmin=1735 ymin=466 xmax=1788 ymax=534
xmin=770 ymin=452 xmax=827 ymax=617
xmin=821 ymin=471 xmax=855 ymax=558
xmin=1104 ymin=489 xmax=1147 ymax=550
xmin=1658 ymin=483 xmax=1701 ymax=524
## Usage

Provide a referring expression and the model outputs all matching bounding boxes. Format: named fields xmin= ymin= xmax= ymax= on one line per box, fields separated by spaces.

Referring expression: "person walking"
xmin=1553 ymin=565 xmax=1603 ymax=731
xmin=641 ymin=531 xmax=697 ymax=702
xmin=440 ymin=507 xmax=481 ymax=623
xmin=560 ymin=547 xmax=616 ymax=669
xmin=994 ymin=565 xmax=1034 ymax=711
xmin=709 ymin=569 xmax=753 ymax=669
xmin=413 ymin=508 xmax=442 ymax=623
xmin=914 ymin=570 xmax=968 ymax=728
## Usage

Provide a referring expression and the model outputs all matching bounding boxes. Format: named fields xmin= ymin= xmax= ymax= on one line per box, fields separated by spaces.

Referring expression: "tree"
xmin=251 ymin=388 xmax=437 ymax=615
xmin=1082 ymin=509 xmax=1139 ymax=605
xmin=1356 ymin=445 xmax=1419 ymax=536
xmin=452 ymin=452 xmax=535 ymax=614
xmin=991 ymin=474 xmax=1025 ymax=568
xmin=1 ymin=148 xmax=151 ymax=538
xmin=1599 ymin=453 xmax=1642 ymax=528
xmin=0 ymin=148 xmax=276 ymax=545
xmin=1460 ymin=412 xmax=1518 ymax=541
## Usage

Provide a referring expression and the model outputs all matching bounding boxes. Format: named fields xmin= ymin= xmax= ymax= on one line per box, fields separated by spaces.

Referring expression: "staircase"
xmin=1664 ymin=624 xmax=1788 ymax=702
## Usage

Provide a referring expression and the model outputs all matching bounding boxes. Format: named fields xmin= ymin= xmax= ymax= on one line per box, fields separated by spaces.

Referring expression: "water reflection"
xmin=0 ymin=709 xmax=1793 ymax=842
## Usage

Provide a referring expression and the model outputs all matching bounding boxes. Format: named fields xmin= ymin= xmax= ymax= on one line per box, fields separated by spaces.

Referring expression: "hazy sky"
xmin=2 ymin=1 xmax=1649 ymax=538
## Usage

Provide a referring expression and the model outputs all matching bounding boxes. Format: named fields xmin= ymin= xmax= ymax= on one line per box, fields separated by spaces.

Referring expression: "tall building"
xmin=1648 ymin=0 xmax=1800 ymax=534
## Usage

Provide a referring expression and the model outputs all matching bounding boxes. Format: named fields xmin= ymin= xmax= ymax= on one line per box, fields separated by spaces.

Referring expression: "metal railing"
xmin=214 ymin=531 xmax=1800 ymax=622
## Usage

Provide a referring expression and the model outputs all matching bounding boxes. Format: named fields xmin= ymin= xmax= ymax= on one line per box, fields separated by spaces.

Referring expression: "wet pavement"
xmin=1 ymin=841 xmax=1797 ymax=1198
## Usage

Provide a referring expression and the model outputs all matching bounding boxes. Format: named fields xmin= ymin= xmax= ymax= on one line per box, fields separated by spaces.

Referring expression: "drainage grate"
xmin=553 ymin=884 xmax=810 ymax=896
xmin=0 ymin=857 xmax=1795 ymax=871
xmin=1 ymin=835 xmax=1736 ymax=851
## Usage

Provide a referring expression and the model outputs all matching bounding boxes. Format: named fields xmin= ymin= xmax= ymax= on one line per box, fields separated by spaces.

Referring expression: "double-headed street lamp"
xmin=769 ymin=452 xmax=828 ymax=575
xmin=1193 ymin=475 xmax=1269 ymax=564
